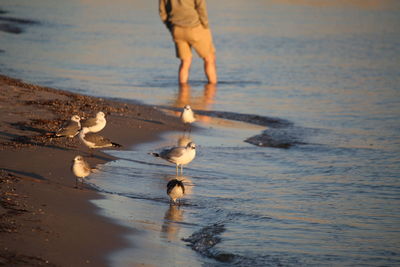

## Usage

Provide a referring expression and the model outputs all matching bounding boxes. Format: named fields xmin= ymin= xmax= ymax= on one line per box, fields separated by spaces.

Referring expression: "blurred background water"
xmin=1 ymin=0 xmax=400 ymax=266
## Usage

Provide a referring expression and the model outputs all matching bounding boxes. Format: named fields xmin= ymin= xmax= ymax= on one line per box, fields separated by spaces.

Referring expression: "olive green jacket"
xmin=159 ymin=0 xmax=209 ymax=30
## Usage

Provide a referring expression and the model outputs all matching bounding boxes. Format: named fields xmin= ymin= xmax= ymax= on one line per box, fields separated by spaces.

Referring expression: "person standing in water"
xmin=159 ymin=0 xmax=217 ymax=84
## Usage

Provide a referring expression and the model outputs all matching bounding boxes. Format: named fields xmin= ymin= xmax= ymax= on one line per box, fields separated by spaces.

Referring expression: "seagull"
xmin=71 ymin=155 xmax=92 ymax=188
xmin=81 ymin=111 xmax=106 ymax=133
xmin=167 ymin=179 xmax=185 ymax=204
xmin=55 ymin=115 xmax=81 ymax=138
xmin=79 ymin=127 xmax=121 ymax=154
xmin=150 ymin=142 xmax=196 ymax=174
xmin=180 ymin=105 xmax=195 ymax=132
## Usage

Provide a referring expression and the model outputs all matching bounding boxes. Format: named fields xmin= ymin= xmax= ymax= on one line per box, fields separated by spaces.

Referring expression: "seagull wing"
xmin=161 ymin=146 xmax=185 ymax=160
xmin=81 ymin=117 xmax=97 ymax=127
xmin=57 ymin=121 xmax=80 ymax=136
xmin=84 ymin=133 xmax=111 ymax=146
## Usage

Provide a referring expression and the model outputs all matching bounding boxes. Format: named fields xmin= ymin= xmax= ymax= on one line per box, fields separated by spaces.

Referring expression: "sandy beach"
xmin=0 ymin=74 xmax=184 ymax=266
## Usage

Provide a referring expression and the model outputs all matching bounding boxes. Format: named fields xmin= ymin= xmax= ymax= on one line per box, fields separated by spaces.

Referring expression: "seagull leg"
xmin=176 ymin=165 xmax=179 ymax=175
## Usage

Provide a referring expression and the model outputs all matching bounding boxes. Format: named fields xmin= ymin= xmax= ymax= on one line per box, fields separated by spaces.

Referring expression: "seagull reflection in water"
xmin=161 ymin=204 xmax=184 ymax=241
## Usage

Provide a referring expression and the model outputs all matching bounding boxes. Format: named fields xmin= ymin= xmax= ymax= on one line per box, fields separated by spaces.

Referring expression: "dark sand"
xmin=0 ymin=75 xmax=184 ymax=266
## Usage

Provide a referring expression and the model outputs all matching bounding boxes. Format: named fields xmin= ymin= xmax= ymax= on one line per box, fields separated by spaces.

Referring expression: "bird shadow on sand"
xmin=4 ymin=121 xmax=82 ymax=152
xmin=1 ymin=168 xmax=47 ymax=182
xmin=10 ymin=121 xmax=49 ymax=135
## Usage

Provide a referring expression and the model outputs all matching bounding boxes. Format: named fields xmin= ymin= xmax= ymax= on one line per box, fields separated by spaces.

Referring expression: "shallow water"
xmin=1 ymin=0 xmax=400 ymax=266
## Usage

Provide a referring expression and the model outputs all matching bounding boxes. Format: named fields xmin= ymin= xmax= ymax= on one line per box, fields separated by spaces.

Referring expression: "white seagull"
xmin=167 ymin=179 xmax=185 ymax=204
xmin=150 ymin=142 xmax=196 ymax=174
xmin=55 ymin=115 xmax=81 ymax=138
xmin=79 ymin=127 xmax=121 ymax=154
xmin=71 ymin=155 xmax=92 ymax=188
xmin=180 ymin=105 xmax=195 ymax=132
xmin=81 ymin=111 xmax=106 ymax=133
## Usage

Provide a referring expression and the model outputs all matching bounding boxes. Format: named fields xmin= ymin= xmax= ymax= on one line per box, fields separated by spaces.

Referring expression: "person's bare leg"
xmin=204 ymin=53 xmax=217 ymax=84
xmin=179 ymin=57 xmax=192 ymax=84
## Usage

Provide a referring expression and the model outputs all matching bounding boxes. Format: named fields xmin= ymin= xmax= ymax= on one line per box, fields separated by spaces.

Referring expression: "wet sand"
xmin=0 ymin=74 xmax=184 ymax=266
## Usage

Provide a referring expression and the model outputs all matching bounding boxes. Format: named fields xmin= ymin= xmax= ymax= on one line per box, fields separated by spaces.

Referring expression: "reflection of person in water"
xmin=159 ymin=0 xmax=217 ymax=84
xmin=175 ymin=83 xmax=216 ymax=109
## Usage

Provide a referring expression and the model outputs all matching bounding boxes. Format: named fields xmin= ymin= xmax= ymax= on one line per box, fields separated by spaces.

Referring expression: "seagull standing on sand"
xmin=180 ymin=105 xmax=195 ymax=132
xmin=55 ymin=115 xmax=81 ymax=138
xmin=150 ymin=142 xmax=196 ymax=175
xmin=81 ymin=111 xmax=106 ymax=133
xmin=167 ymin=179 xmax=185 ymax=204
xmin=79 ymin=127 xmax=121 ymax=154
xmin=71 ymin=155 xmax=92 ymax=188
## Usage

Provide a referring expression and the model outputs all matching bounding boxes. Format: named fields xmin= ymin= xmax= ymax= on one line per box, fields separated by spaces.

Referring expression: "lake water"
xmin=1 ymin=0 xmax=400 ymax=266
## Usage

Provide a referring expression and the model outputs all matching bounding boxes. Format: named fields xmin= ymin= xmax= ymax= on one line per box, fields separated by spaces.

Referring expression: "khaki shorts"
xmin=172 ymin=24 xmax=215 ymax=59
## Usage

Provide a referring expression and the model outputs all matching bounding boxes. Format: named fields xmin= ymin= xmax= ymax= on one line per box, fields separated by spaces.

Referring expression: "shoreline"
xmin=0 ymin=74 xmax=185 ymax=266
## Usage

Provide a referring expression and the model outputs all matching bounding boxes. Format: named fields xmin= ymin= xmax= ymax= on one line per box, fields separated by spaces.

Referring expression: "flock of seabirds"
xmin=55 ymin=105 xmax=196 ymax=205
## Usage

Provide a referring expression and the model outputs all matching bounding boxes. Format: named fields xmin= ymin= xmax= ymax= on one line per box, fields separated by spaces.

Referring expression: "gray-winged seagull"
xmin=150 ymin=142 xmax=196 ymax=174
xmin=56 ymin=115 xmax=81 ymax=138
xmin=79 ymin=127 xmax=121 ymax=154
xmin=81 ymin=111 xmax=106 ymax=133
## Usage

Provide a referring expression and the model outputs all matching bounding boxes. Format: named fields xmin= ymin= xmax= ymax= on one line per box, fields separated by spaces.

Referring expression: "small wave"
xmin=157 ymin=105 xmax=291 ymax=128
xmin=245 ymin=126 xmax=308 ymax=148
xmin=0 ymin=15 xmax=40 ymax=34
xmin=195 ymin=110 xmax=309 ymax=148
xmin=0 ymin=16 xmax=40 ymax=25
xmin=182 ymin=223 xmax=236 ymax=263
xmin=182 ymin=222 xmax=297 ymax=266
xmin=191 ymin=109 xmax=292 ymax=128
xmin=245 ymin=125 xmax=325 ymax=148
xmin=227 ymin=211 xmax=273 ymax=222
xmin=157 ymin=106 xmax=317 ymax=148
